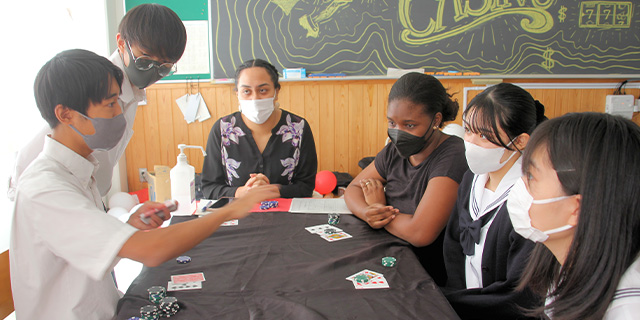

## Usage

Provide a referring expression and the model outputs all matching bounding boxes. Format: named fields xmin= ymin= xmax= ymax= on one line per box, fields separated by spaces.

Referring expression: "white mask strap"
xmin=532 ymin=195 xmax=572 ymax=205
xmin=544 ymin=224 xmax=574 ymax=235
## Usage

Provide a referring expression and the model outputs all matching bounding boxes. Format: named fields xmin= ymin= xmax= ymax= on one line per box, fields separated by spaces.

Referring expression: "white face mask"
xmin=507 ymin=178 xmax=574 ymax=242
xmin=239 ymin=94 xmax=276 ymax=124
xmin=464 ymin=139 xmax=517 ymax=175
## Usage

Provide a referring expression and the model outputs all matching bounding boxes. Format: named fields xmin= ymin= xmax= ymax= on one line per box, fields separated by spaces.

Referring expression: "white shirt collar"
xmin=43 ymin=135 xmax=99 ymax=189
xmin=470 ymin=158 xmax=523 ymax=219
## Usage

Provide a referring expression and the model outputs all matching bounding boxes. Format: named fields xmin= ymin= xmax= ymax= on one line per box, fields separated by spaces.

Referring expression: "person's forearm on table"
xmin=119 ymin=208 xmax=236 ymax=267
xmin=384 ymin=213 xmax=444 ymax=247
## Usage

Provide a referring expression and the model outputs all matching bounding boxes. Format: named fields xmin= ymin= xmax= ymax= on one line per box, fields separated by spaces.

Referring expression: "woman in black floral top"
xmin=201 ymin=59 xmax=318 ymax=199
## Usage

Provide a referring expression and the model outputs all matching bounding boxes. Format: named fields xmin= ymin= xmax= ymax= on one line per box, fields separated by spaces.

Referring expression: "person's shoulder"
xmin=440 ymin=135 xmax=465 ymax=151
xmin=19 ymin=156 xmax=74 ymax=197
xmin=281 ymin=110 xmax=307 ymax=123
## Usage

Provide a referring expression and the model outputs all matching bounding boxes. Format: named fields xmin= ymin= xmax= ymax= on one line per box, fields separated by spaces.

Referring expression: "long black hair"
xmin=518 ymin=112 xmax=640 ymax=320
xmin=463 ymin=83 xmax=547 ymax=150
xmin=234 ymin=59 xmax=281 ymax=91
xmin=387 ymin=73 xmax=458 ymax=128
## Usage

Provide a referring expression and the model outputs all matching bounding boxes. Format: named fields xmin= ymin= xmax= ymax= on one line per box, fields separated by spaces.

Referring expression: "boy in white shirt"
xmin=10 ymin=49 xmax=278 ymax=320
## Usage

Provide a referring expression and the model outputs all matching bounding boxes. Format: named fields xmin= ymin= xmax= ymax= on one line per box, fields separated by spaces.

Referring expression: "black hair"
xmin=463 ymin=83 xmax=547 ymax=150
xmin=518 ymin=112 xmax=640 ymax=320
xmin=387 ymin=73 xmax=458 ymax=128
xmin=34 ymin=49 xmax=124 ymax=128
xmin=234 ymin=59 xmax=281 ymax=91
xmin=118 ymin=4 xmax=187 ymax=62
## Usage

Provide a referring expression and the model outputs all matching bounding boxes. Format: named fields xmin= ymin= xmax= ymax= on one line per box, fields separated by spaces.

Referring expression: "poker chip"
xmin=147 ymin=286 xmax=166 ymax=304
xmin=260 ymin=200 xmax=279 ymax=210
xmin=354 ymin=274 xmax=369 ymax=284
xmin=382 ymin=256 xmax=397 ymax=267
xmin=140 ymin=305 xmax=159 ymax=320
xmin=323 ymin=228 xmax=338 ymax=235
xmin=176 ymin=255 xmax=191 ymax=264
xmin=159 ymin=296 xmax=180 ymax=317
xmin=328 ymin=213 xmax=340 ymax=226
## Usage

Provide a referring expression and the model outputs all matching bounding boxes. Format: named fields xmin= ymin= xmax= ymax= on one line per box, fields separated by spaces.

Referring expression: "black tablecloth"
xmin=116 ymin=212 xmax=459 ymax=320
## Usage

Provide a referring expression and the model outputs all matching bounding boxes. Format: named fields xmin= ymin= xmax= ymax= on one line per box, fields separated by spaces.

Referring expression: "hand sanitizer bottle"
xmin=170 ymin=144 xmax=206 ymax=216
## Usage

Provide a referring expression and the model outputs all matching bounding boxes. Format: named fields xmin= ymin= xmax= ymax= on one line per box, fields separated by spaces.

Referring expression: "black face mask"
xmin=122 ymin=43 xmax=164 ymax=89
xmin=388 ymin=120 xmax=436 ymax=159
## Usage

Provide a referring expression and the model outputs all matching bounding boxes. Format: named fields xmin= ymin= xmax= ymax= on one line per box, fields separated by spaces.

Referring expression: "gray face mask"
xmin=70 ymin=112 xmax=126 ymax=151
xmin=122 ymin=43 xmax=164 ymax=89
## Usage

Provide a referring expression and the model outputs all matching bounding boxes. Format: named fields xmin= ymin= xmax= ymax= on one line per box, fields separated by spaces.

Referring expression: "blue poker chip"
xmin=176 ymin=256 xmax=191 ymax=264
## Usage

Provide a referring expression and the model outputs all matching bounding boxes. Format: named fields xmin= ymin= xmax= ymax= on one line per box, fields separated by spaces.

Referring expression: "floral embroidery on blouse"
xmin=281 ymin=148 xmax=300 ymax=181
xmin=276 ymin=114 xmax=304 ymax=147
xmin=221 ymin=146 xmax=241 ymax=183
xmin=220 ymin=116 xmax=245 ymax=146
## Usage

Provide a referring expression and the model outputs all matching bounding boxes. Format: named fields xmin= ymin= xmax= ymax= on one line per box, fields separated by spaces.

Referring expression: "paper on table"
xmin=289 ymin=198 xmax=352 ymax=214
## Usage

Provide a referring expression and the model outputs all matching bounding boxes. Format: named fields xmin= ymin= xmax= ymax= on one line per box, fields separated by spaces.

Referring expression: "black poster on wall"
xmin=210 ymin=0 xmax=640 ymax=77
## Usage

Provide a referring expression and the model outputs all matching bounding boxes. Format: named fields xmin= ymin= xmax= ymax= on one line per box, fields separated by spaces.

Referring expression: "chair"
xmin=0 ymin=250 xmax=14 ymax=319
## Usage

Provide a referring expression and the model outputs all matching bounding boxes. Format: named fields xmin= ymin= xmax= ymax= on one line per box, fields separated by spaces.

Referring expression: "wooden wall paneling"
xmin=318 ymin=84 xmax=335 ymax=171
xmin=348 ymin=83 xmax=364 ymax=176
xmin=170 ymin=88 xmax=191 ymax=171
xmin=126 ymin=97 xmax=148 ymax=192
xmin=0 ymin=250 xmax=13 ymax=318
xmin=334 ymin=84 xmax=350 ymax=173
xmin=287 ymin=85 xmax=306 ymax=117
xmin=362 ymin=83 xmax=379 ymax=162
xmin=303 ymin=83 xmax=320 ymax=169
xmin=198 ymin=87 xmax=217 ymax=157
xmin=156 ymin=88 xmax=176 ymax=166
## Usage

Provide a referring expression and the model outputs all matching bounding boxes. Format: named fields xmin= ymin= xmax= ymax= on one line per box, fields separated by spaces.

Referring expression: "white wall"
xmin=0 ymin=0 xmax=114 ymax=251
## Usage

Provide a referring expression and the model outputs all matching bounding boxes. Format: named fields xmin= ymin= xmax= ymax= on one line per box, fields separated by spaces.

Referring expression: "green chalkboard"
xmin=209 ymin=0 xmax=640 ymax=78
xmin=125 ymin=0 xmax=210 ymax=80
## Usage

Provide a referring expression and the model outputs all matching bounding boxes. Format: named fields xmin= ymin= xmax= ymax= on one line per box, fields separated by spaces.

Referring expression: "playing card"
xmin=171 ymin=272 xmax=206 ymax=284
xmin=346 ymin=269 xmax=383 ymax=282
xmin=353 ymin=275 xmax=390 ymax=289
xmin=221 ymin=219 xmax=238 ymax=226
xmin=167 ymin=280 xmax=202 ymax=291
xmin=320 ymin=231 xmax=352 ymax=242
xmin=305 ymin=224 xmax=342 ymax=234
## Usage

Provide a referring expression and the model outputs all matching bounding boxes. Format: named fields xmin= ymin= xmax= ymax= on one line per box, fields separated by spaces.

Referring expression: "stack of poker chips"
xmin=176 ymin=255 xmax=191 ymax=264
xmin=260 ymin=200 xmax=279 ymax=210
xmin=140 ymin=305 xmax=159 ymax=320
xmin=354 ymin=274 xmax=370 ymax=284
xmin=382 ymin=256 xmax=397 ymax=267
xmin=328 ymin=213 xmax=340 ymax=226
xmin=147 ymin=286 xmax=166 ymax=304
xmin=323 ymin=227 xmax=338 ymax=235
xmin=159 ymin=296 xmax=180 ymax=317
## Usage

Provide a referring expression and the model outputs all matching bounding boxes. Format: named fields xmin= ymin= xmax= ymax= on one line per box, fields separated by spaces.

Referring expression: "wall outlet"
xmin=605 ymin=95 xmax=634 ymax=119
xmin=138 ymin=168 xmax=148 ymax=182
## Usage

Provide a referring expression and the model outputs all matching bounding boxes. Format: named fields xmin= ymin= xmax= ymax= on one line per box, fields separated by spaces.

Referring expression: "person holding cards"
xmin=9 ymin=50 xmax=279 ymax=320
xmin=440 ymin=83 xmax=546 ymax=319
xmin=201 ymin=59 xmax=318 ymax=199
xmin=344 ymin=73 xmax=468 ymax=285
xmin=514 ymin=113 xmax=640 ymax=320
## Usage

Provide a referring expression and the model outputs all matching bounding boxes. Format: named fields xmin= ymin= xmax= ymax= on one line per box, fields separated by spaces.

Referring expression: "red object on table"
xmin=129 ymin=188 xmax=149 ymax=203
xmin=315 ymin=170 xmax=337 ymax=195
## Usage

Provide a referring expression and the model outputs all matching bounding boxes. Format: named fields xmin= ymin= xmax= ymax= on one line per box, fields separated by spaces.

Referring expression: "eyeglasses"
xmin=125 ymin=41 xmax=177 ymax=77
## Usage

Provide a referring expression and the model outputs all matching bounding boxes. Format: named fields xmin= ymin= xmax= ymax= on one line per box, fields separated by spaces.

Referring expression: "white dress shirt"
xmin=10 ymin=136 xmax=137 ymax=320
xmin=465 ymin=159 xmax=522 ymax=289
xmin=7 ymin=50 xmax=145 ymax=199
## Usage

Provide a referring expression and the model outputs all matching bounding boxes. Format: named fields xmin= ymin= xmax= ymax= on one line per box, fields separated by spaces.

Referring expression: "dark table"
xmin=116 ymin=212 xmax=459 ymax=319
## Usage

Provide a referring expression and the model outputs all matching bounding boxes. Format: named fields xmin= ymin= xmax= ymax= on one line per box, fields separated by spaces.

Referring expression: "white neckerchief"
xmin=468 ymin=158 xmax=523 ymax=221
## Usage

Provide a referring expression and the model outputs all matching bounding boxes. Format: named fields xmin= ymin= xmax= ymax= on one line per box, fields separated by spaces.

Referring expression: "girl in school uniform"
xmin=511 ymin=112 xmax=640 ymax=320
xmin=441 ymin=83 xmax=546 ymax=319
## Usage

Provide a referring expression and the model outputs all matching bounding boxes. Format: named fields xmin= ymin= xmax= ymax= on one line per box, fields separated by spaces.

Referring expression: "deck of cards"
xmin=305 ymin=224 xmax=352 ymax=242
xmin=168 ymin=272 xmax=205 ymax=291
xmin=346 ymin=269 xmax=390 ymax=289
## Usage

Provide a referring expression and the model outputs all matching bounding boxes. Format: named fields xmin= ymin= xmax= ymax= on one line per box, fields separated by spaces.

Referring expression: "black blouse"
xmin=201 ymin=110 xmax=317 ymax=199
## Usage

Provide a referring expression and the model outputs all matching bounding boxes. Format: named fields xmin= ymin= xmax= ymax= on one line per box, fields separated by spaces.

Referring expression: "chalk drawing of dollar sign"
xmin=542 ymin=47 xmax=555 ymax=71
xmin=558 ymin=6 xmax=567 ymax=23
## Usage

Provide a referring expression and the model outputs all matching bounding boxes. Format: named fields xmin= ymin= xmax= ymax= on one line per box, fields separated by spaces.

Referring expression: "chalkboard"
xmin=209 ymin=0 xmax=640 ymax=78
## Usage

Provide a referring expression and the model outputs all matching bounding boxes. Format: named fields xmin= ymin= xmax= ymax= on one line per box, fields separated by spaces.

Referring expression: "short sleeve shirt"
xmin=10 ymin=136 xmax=137 ymax=320
xmin=374 ymin=136 xmax=468 ymax=215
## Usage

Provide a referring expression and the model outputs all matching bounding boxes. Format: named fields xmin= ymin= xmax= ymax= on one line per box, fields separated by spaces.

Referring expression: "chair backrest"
xmin=0 ymin=250 xmax=14 ymax=318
